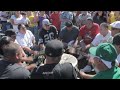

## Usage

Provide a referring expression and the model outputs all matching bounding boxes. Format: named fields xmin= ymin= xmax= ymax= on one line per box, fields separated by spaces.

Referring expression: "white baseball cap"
xmin=42 ymin=19 xmax=51 ymax=25
xmin=110 ymin=21 xmax=120 ymax=29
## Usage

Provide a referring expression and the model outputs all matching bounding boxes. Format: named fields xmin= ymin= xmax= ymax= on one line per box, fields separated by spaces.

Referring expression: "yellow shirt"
xmin=28 ymin=15 xmax=37 ymax=27
xmin=109 ymin=11 xmax=116 ymax=23
xmin=108 ymin=12 xmax=116 ymax=30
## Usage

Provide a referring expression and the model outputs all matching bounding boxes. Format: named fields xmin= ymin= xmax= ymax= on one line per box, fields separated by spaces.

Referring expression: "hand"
xmin=80 ymin=70 xmax=86 ymax=78
xmin=81 ymin=47 xmax=86 ymax=52
xmin=73 ymin=43 xmax=78 ymax=48
xmin=33 ymin=51 xmax=39 ymax=56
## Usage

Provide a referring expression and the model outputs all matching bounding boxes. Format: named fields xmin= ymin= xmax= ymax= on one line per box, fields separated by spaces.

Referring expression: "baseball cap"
xmin=110 ymin=21 xmax=120 ymax=29
xmin=89 ymin=43 xmax=117 ymax=68
xmin=65 ymin=21 xmax=73 ymax=27
xmin=113 ymin=33 xmax=120 ymax=45
xmin=87 ymin=17 xmax=93 ymax=21
xmin=45 ymin=40 xmax=64 ymax=57
xmin=42 ymin=19 xmax=51 ymax=26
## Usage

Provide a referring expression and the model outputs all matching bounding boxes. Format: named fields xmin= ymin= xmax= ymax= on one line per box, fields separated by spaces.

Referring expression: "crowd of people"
xmin=0 ymin=11 xmax=120 ymax=79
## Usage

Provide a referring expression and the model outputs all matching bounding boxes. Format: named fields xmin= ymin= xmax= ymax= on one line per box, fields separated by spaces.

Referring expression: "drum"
xmin=59 ymin=53 xmax=78 ymax=68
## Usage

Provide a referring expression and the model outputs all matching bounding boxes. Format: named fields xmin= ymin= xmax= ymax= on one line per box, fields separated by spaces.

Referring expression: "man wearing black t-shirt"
xmin=31 ymin=40 xmax=77 ymax=79
xmin=38 ymin=19 xmax=58 ymax=50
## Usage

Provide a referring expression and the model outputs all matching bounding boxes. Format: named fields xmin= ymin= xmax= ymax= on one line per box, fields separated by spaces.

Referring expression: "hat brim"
xmin=45 ymin=23 xmax=52 ymax=25
xmin=101 ymin=59 xmax=112 ymax=69
xmin=110 ymin=23 xmax=120 ymax=29
xmin=89 ymin=47 xmax=97 ymax=56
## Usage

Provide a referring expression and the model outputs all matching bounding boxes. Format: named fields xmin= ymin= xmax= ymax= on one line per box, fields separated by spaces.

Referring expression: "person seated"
xmin=0 ymin=36 xmax=36 ymax=71
xmin=5 ymin=29 xmax=34 ymax=63
xmin=38 ymin=19 xmax=58 ymax=50
xmin=74 ymin=17 xmax=100 ymax=53
xmin=73 ymin=17 xmax=100 ymax=71
xmin=31 ymin=40 xmax=78 ymax=79
xmin=86 ymin=22 xmax=112 ymax=50
xmin=16 ymin=24 xmax=38 ymax=56
xmin=0 ymin=42 xmax=31 ymax=79
xmin=59 ymin=21 xmax=79 ymax=49
xmin=80 ymin=43 xmax=120 ymax=79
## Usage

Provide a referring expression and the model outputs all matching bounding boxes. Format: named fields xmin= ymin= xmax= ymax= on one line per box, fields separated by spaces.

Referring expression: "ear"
xmin=95 ymin=58 xmax=102 ymax=64
xmin=15 ymin=53 xmax=19 ymax=59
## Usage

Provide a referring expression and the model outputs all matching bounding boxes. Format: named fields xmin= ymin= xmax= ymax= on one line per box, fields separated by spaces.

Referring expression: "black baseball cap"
xmin=113 ymin=33 xmax=120 ymax=45
xmin=65 ymin=21 xmax=73 ymax=27
xmin=45 ymin=40 xmax=64 ymax=57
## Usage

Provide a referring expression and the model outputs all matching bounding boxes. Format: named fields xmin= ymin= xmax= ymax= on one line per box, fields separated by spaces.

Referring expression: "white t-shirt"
xmin=92 ymin=30 xmax=112 ymax=46
xmin=16 ymin=30 xmax=35 ymax=48
xmin=20 ymin=17 xmax=30 ymax=25
xmin=10 ymin=15 xmax=23 ymax=32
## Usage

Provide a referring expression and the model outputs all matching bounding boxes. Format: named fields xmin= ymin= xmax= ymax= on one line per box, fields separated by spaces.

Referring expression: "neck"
xmin=45 ymin=59 xmax=58 ymax=64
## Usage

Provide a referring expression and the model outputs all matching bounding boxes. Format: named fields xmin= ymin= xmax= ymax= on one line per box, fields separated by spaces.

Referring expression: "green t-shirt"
xmin=92 ymin=66 xmax=120 ymax=79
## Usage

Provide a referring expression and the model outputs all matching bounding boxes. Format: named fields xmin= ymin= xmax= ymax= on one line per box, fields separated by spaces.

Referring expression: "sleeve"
xmin=16 ymin=36 xmax=27 ymax=47
xmin=91 ymin=34 xmax=100 ymax=46
xmin=95 ymin=24 xmax=100 ymax=35
xmin=59 ymin=29 xmax=64 ymax=40
xmin=53 ymin=26 xmax=58 ymax=38
xmin=38 ymin=31 xmax=44 ymax=44
xmin=91 ymin=73 xmax=101 ymax=79
xmin=29 ymin=31 xmax=35 ymax=41
xmin=92 ymin=24 xmax=100 ymax=38
xmin=12 ymin=67 xmax=30 ymax=79
xmin=79 ymin=26 xmax=84 ymax=38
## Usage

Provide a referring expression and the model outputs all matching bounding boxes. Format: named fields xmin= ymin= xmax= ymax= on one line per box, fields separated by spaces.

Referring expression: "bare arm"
xmin=80 ymin=70 xmax=95 ymax=79
xmin=21 ymin=56 xmax=33 ymax=63
xmin=22 ymin=46 xmax=34 ymax=54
